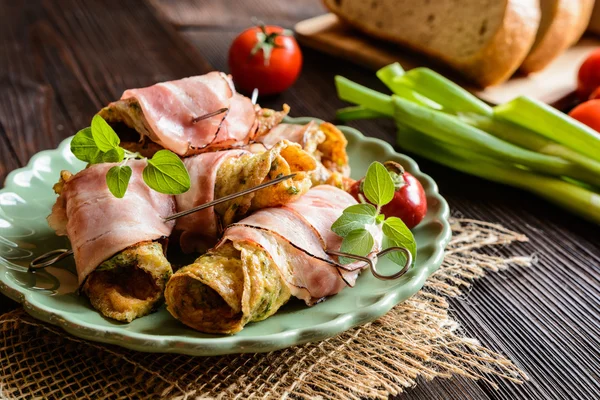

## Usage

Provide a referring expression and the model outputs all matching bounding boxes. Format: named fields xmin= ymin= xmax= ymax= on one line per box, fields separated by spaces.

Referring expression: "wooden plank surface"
xmin=2 ymin=2 xmax=600 ymax=400
xmin=149 ymin=0 xmax=326 ymax=28
xmin=0 ymin=0 xmax=212 ymax=185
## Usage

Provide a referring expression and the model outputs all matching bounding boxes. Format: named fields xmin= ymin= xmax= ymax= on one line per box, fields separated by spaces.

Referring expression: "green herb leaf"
xmin=101 ymin=147 xmax=125 ymax=163
xmin=143 ymin=150 xmax=191 ymax=194
xmin=382 ymin=217 xmax=417 ymax=266
xmin=339 ymin=228 xmax=375 ymax=265
xmin=331 ymin=203 xmax=377 ymax=237
xmin=363 ymin=161 xmax=395 ymax=206
xmin=91 ymin=114 xmax=120 ymax=152
xmin=105 ymin=165 xmax=132 ymax=198
xmin=381 ymin=235 xmax=407 ymax=267
xmin=71 ymin=127 xmax=103 ymax=163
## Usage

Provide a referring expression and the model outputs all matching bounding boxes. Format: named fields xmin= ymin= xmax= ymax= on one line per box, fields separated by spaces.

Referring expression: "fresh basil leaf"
xmin=331 ymin=203 xmax=377 ymax=237
xmin=71 ymin=127 xmax=102 ymax=163
xmin=105 ymin=165 xmax=132 ymax=198
xmin=338 ymin=228 xmax=374 ymax=265
xmin=363 ymin=161 xmax=395 ymax=206
xmin=101 ymin=147 xmax=125 ymax=163
xmin=382 ymin=217 xmax=416 ymax=266
xmin=91 ymin=114 xmax=120 ymax=152
xmin=143 ymin=150 xmax=191 ymax=194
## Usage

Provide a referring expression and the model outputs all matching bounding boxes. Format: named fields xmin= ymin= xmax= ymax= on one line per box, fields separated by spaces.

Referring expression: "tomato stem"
xmin=250 ymin=24 xmax=291 ymax=66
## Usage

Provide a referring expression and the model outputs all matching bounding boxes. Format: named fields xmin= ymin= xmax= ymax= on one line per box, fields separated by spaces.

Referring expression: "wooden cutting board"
xmin=295 ymin=14 xmax=600 ymax=106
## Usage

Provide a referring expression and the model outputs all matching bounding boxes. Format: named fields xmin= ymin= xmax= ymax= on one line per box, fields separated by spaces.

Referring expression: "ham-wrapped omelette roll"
xmin=47 ymin=161 xmax=175 ymax=322
xmin=254 ymin=121 xmax=351 ymax=188
xmin=98 ymin=72 xmax=259 ymax=157
xmin=165 ymin=185 xmax=383 ymax=334
xmin=175 ymin=140 xmax=316 ymax=253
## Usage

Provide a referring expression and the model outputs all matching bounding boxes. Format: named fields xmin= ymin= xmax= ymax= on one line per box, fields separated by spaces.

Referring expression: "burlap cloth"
xmin=0 ymin=218 xmax=532 ymax=399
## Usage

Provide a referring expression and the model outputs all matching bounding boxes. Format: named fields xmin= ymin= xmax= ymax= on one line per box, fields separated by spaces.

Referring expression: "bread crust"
xmin=569 ymin=0 xmax=595 ymax=45
xmin=589 ymin=1 xmax=600 ymax=35
xmin=323 ymin=0 xmax=540 ymax=87
xmin=520 ymin=0 xmax=581 ymax=73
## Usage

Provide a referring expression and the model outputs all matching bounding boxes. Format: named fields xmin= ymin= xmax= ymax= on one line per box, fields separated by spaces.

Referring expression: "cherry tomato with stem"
xmin=228 ymin=25 xmax=302 ymax=96
xmin=348 ymin=161 xmax=427 ymax=229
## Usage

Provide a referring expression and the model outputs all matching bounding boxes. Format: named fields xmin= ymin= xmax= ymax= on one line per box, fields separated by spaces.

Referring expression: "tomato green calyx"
xmin=358 ymin=161 xmax=405 ymax=194
xmin=383 ymin=161 xmax=405 ymax=190
xmin=251 ymin=24 xmax=292 ymax=66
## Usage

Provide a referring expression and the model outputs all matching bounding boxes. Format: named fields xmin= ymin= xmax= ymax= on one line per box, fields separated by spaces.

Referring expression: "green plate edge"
xmin=0 ymin=117 xmax=451 ymax=356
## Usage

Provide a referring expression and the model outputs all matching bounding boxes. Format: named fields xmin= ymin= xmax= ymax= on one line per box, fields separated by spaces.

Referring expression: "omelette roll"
xmin=255 ymin=121 xmax=351 ymax=188
xmin=165 ymin=186 xmax=382 ymax=334
xmin=164 ymin=241 xmax=291 ymax=334
xmin=175 ymin=140 xmax=316 ymax=253
xmin=99 ymin=72 xmax=258 ymax=157
xmin=47 ymin=161 xmax=175 ymax=322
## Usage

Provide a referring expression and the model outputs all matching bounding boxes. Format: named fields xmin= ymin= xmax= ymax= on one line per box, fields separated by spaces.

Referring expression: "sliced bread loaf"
xmin=570 ymin=0 xmax=595 ymax=44
xmin=588 ymin=0 xmax=600 ymax=34
xmin=520 ymin=0 xmax=581 ymax=73
xmin=322 ymin=0 xmax=540 ymax=87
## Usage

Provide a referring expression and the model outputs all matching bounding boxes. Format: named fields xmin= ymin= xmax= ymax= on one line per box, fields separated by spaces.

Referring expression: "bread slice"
xmin=520 ymin=0 xmax=581 ymax=73
xmin=588 ymin=0 xmax=600 ymax=35
xmin=570 ymin=0 xmax=595 ymax=44
xmin=322 ymin=0 xmax=540 ymax=87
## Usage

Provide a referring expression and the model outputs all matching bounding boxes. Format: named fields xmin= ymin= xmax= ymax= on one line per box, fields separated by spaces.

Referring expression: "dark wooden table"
xmin=1 ymin=1 xmax=599 ymax=399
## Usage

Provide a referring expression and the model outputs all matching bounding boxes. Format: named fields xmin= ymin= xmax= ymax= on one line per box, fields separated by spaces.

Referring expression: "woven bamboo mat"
xmin=0 ymin=218 xmax=532 ymax=399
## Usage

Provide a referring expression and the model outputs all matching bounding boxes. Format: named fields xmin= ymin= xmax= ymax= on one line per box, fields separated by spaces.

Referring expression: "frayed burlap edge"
xmin=0 ymin=218 xmax=531 ymax=399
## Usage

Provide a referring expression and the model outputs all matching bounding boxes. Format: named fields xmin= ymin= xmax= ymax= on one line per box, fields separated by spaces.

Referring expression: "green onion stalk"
xmin=384 ymin=64 xmax=600 ymax=176
xmin=396 ymin=122 xmax=600 ymax=224
xmin=335 ymin=76 xmax=600 ymax=188
xmin=378 ymin=64 xmax=493 ymax=116
xmin=463 ymin=114 xmax=600 ymax=177
xmin=495 ymin=97 xmax=600 ymax=163
xmin=334 ymin=63 xmax=600 ymax=224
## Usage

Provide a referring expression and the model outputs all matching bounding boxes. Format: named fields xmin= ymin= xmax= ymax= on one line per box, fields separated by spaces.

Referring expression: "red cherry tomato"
xmin=590 ymin=87 xmax=600 ymax=100
xmin=348 ymin=162 xmax=427 ymax=229
xmin=577 ymin=49 xmax=600 ymax=101
xmin=568 ymin=100 xmax=600 ymax=133
xmin=228 ymin=25 xmax=302 ymax=96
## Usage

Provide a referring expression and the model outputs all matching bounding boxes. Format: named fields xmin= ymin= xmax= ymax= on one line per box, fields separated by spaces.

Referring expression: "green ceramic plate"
xmin=0 ymin=117 xmax=450 ymax=356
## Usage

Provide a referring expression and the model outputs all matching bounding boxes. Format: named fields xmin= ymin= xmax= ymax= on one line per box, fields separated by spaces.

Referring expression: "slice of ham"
xmin=218 ymin=185 xmax=382 ymax=305
xmin=47 ymin=161 xmax=176 ymax=285
xmin=255 ymin=122 xmax=314 ymax=149
xmin=175 ymin=149 xmax=248 ymax=253
xmin=284 ymin=185 xmax=356 ymax=252
xmin=284 ymin=185 xmax=383 ymax=283
xmin=254 ymin=122 xmax=351 ymax=187
xmin=120 ymin=72 xmax=257 ymax=156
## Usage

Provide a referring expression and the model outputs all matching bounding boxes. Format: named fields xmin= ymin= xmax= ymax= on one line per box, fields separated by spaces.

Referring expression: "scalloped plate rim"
xmin=0 ymin=117 xmax=451 ymax=356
